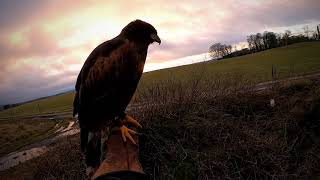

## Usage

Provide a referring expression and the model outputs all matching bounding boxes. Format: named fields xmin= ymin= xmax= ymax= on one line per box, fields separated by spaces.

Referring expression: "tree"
xmin=209 ymin=42 xmax=232 ymax=59
xmin=255 ymin=33 xmax=263 ymax=51
xmin=276 ymin=33 xmax=282 ymax=47
xmin=317 ymin=25 xmax=320 ymax=40
xmin=262 ymin=31 xmax=277 ymax=49
xmin=312 ymin=31 xmax=318 ymax=40
xmin=209 ymin=43 xmax=221 ymax=59
xmin=247 ymin=35 xmax=255 ymax=51
xmin=246 ymin=33 xmax=267 ymax=52
xmin=282 ymin=30 xmax=291 ymax=45
xmin=303 ymin=25 xmax=310 ymax=39
xmin=226 ymin=45 xmax=232 ymax=54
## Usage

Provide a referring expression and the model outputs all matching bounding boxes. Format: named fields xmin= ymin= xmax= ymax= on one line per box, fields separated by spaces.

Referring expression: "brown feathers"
xmin=73 ymin=19 xmax=160 ymax=168
xmin=73 ymin=20 xmax=160 ymax=130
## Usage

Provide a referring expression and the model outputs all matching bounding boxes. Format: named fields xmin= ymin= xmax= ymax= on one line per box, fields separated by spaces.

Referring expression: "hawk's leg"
xmin=114 ymin=115 xmax=142 ymax=145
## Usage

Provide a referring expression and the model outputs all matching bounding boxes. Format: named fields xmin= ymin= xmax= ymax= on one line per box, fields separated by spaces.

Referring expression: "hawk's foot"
xmin=124 ymin=115 xmax=142 ymax=129
xmin=113 ymin=115 xmax=142 ymax=145
xmin=120 ymin=125 xmax=137 ymax=145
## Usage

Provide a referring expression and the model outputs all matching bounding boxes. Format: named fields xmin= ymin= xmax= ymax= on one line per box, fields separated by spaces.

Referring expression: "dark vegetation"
xmin=1 ymin=72 xmax=319 ymax=179
xmin=210 ymin=24 xmax=320 ymax=60
xmin=136 ymin=75 xmax=320 ymax=179
xmin=0 ymin=135 xmax=87 ymax=180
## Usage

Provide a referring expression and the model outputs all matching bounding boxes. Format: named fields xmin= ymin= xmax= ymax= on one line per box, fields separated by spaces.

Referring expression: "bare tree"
xmin=303 ymin=25 xmax=310 ymax=39
xmin=317 ymin=25 xmax=320 ymax=40
xmin=226 ymin=45 xmax=232 ymax=54
xmin=283 ymin=30 xmax=291 ymax=45
xmin=255 ymin=33 xmax=263 ymax=51
xmin=276 ymin=33 xmax=282 ymax=47
xmin=247 ymin=35 xmax=255 ymax=51
xmin=312 ymin=31 xmax=318 ymax=40
xmin=262 ymin=31 xmax=277 ymax=49
xmin=209 ymin=43 xmax=221 ymax=59
xmin=209 ymin=43 xmax=232 ymax=59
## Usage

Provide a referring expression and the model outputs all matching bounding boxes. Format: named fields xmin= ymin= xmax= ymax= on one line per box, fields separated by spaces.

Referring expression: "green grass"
xmin=0 ymin=42 xmax=319 ymax=119
xmin=140 ymin=42 xmax=320 ymax=86
xmin=0 ymin=119 xmax=64 ymax=156
xmin=0 ymin=92 xmax=74 ymax=119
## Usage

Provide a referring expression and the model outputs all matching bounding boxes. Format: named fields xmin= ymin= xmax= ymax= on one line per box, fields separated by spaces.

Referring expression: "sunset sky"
xmin=0 ymin=0 xmax=319 ymax=104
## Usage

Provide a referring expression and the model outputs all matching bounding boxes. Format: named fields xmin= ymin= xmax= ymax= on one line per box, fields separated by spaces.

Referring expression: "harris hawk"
xmin=73 ymin=20 xmax=161 ymax=171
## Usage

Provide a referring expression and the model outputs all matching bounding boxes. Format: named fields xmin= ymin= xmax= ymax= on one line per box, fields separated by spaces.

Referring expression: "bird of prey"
xmin=73 ymin=19 xmax=161 ymax=173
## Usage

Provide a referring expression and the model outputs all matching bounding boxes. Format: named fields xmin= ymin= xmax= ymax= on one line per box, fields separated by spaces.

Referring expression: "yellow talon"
xmin=119 ymin=125 xmax=137 ymax=145
xmin=112 ymin=115 xmax=141 ymax=145
xmin=125 ymin=115 xmax=142 ymax=128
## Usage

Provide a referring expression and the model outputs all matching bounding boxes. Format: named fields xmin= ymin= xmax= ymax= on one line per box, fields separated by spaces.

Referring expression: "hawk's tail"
xmin=80 ymin=127 xmax=101 ymax=170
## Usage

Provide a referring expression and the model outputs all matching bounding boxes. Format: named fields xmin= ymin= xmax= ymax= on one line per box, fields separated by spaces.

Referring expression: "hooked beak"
xmin=150 ymin=33 xmax=161 ymax=44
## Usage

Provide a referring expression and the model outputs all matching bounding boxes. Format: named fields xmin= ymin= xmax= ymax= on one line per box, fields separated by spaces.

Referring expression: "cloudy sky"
xmin=0 ymin=0 xmax=319 ymax=105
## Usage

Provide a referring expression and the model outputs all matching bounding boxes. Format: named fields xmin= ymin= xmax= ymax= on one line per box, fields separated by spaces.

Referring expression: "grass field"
xmin=1 ymin=76 xmax=319 ymax=179
xmin=140 ymin=42 xmax=320 ymax=85
xmin=0 ymin=42 xmax=319 ymax=119
xmin=0 ymin=93 xmax=74 ymax=119
xmin=0 ymin=119 xmax=70 ymax=156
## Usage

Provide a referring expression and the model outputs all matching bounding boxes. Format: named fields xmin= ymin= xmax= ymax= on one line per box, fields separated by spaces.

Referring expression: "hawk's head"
xmin=120 ymin=19 xmax=161 ymax=45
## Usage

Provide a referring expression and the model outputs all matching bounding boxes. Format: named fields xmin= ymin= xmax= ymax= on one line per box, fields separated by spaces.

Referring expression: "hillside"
xmin=1 ymin=42 xmax=319 ymax=119
xmin=141 ymin=42 xmax=320 ymax=85
xmin=0 ymin=93 xmax=74 ymax=119
xmin=2 ymin=72 xmax=320 ymax=179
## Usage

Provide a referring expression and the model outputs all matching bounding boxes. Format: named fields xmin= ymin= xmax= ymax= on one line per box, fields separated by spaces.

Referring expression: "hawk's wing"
xmin=73 ymin=38 xmax=130 ymax=166
xmin=73 ymin=37 xmax=126 ymax=116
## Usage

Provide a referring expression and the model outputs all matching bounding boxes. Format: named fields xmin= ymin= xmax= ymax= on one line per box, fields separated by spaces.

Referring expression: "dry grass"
xmin=0 ymin=135 xmax=86 ymax=180
xmin=1 ymin=74 xmax=319 ymax=180
xmin=134 ymin=76 xmax=320 ymax=179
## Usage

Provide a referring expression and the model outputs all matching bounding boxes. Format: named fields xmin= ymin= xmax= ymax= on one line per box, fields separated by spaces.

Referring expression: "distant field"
xmin=0 ymin=119 xmax=70 ymax=156
xmin=140 ymin=42 xmax=320 ymax=85
xmin=0 ymin=93 xmax=74 ymax=119
xmin=0 ymin=42 xmax=319 ymax=119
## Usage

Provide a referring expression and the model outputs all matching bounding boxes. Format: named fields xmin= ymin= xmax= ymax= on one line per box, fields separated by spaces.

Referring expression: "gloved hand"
xmin=91 ymin=127 xmax=147 ymax=180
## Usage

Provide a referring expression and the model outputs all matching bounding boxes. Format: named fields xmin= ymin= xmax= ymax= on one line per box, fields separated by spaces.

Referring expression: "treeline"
xmin=0 ymin=103 xmax=22 ymax=111
xmin=209 ymin=25 xmax=320 ymax=60
xmin=208 ymin=43 xmax=232 ymax=58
